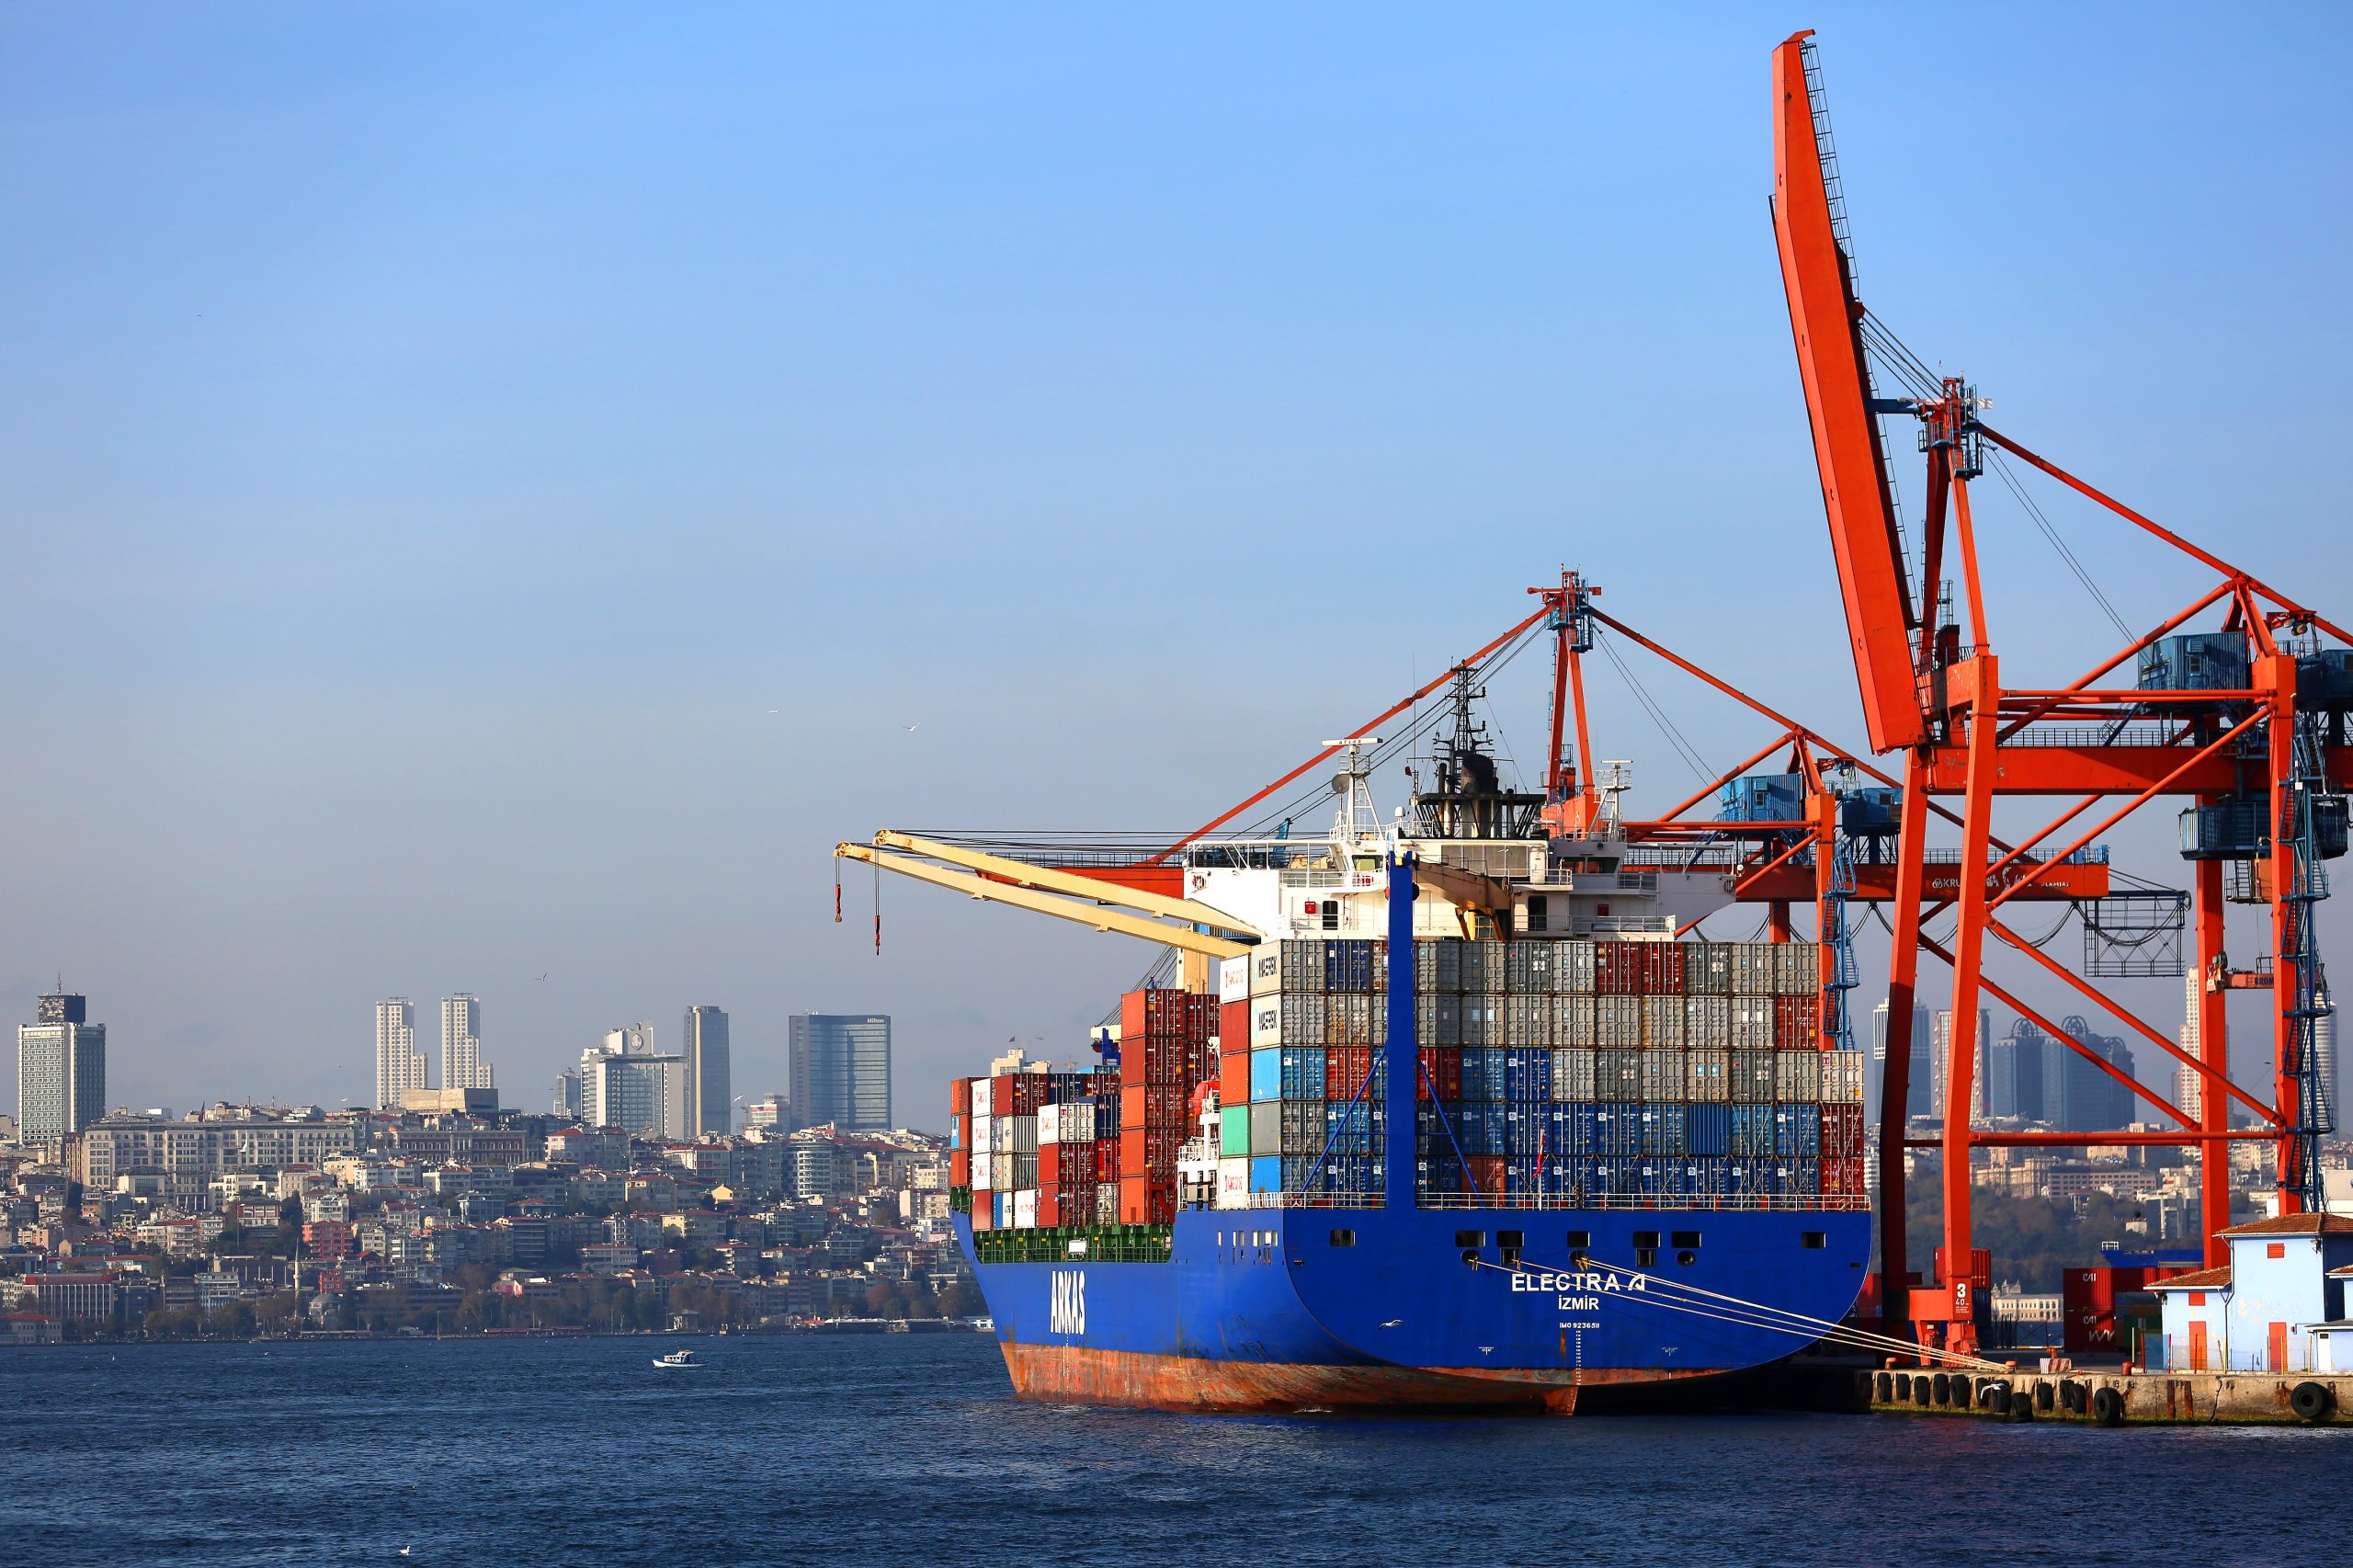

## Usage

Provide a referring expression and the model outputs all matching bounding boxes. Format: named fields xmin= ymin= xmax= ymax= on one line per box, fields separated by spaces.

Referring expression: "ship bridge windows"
xmin=1526 ymin=895 xmax=1549 ymax=932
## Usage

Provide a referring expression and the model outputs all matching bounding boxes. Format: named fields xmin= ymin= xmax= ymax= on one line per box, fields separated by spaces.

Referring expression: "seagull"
xmin=767 ymin=710 xmax=779 ymax=714
xmin=904 ymin=722 xmax=920 ymax=733
xmin=535 ymin=972 xmax=548 ymax=983
xmin=1378 ymin=1318 xmax=1403 ymax=1329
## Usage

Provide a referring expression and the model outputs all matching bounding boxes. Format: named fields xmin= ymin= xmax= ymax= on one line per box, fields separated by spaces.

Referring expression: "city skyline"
xmin=4 ymin=12 xmax=2347 ymax=1129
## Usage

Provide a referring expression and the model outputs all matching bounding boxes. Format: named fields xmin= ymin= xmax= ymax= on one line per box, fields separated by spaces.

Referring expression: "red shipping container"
xmin=1094 ymin=1136 xmax=1120 ymax=1181
xmin=1326 ymin=1046 xmax=1371 ymax=1101
xmin=949 ymin=1149 xmax=971 ymax=1187
xmin=1220 ymin=1051 xmax=1251 ymax=1109
xmin=1039 ymin=1143 xmax=1064 ymax=1186
xmin=1642 ymin=944 xmax=1688 ymax=995
xmin=1219 ymin=1000 xmax=1247 ymax=1051
xmin=1421 ymin=1047 xmax=1462 ymax=1103
xmin=1597 ymin=941 xmax=1643 ymax=995
xmin=1184 ymin=993 xmax=1214 ymax=1042
xmin=990 ymin=1074 xmax=1016 ymax=1116
xmin=1819 ymin=1103 xmax=1865 ymax=1158
xmin=1012 ymin=1074 xmax=1049 ymax=1114
xmin=1466 ymin=1154 xmax=1507 ymax=1198
xmin=1118 ymin=1175 xmax=1176 ymax=1225
xmin=949 ymin=1076 xmax=972 ymax=1120
xmin=1774 ymin=994 xmax=1821 ymax=1051
xmin=1821 ymin=1156 xmax=1866 ymax=1198
xmin=971 ymin=1200 xmax=993 ymax=1233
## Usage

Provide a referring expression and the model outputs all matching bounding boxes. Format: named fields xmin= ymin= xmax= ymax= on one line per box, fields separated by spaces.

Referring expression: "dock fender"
xmin=2090 ymin=1385 xmax=2124 ymax=1426
xmin=2290 ymin=1381 xmax=2335 ymax=1424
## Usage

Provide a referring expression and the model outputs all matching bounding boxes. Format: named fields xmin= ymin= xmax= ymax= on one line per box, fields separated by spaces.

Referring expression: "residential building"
xmin=17 ymin=991 xmax=106 ymax=1144
xmin=745 ymin=1094 xmax=790 ymax=1132
xmin=790 ymin=1014 xmax=892 ymax=1131
xmin=683 ymin=1006 xmax=731 ymax=1138
xmin=441 ymin=994 xmax=492 ymax=1091
xmin=73 ymin=1110 xmax=360 ymax=1198
xmin=2148 ymin=1213 xmax=2353 ymax=1372
xmin=375 ymin=998 xmax=427 ymax=1109
xmin=552 ymin=1071 xmax=582 ymax=1119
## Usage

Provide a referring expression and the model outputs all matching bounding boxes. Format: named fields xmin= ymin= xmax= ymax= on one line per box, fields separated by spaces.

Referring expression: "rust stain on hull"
xmin=1000 ymin=1343 xmax=1728 ymax=1415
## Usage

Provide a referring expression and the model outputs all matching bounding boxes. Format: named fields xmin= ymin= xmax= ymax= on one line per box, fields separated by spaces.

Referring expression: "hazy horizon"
xmin=4 ymin=6 xmax=2348 ymax=1128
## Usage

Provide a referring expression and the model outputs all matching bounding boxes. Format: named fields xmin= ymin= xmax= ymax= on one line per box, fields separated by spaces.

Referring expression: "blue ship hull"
xmin=957 ymin=1204 xmax=1870 ymax=1413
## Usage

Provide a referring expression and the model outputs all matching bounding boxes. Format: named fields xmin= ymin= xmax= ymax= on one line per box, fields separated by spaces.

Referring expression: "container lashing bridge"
xmin=1771 ymin=28 xmax=2346 ymax=1356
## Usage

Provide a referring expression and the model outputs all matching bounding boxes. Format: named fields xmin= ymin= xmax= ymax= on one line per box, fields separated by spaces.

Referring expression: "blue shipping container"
xmin=1280 ymin=1046 xmax=1326 ymax=1100
xmin=1688 ymin=1103 xmax=1733 ymax=1158
xmin=1641 ymin=1103 xmax=1688 ymax=1156
xmin=1250 ymin=1049 xmax=1282 ymax=1104
xmin=1505 ymin=1048 xmax=1552 ymax=1101
xmin=1775 ymin=1104 xmax=1823 ymax=1159
xmin=1249 ymin=1154 xmax=1284 ymax=1193
xmin=1731 ymin=1104 xmax=1777 ymax=1157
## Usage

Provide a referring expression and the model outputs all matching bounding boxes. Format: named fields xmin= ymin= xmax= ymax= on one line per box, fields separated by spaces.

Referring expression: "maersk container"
xmin=2137 ymin=631 xmax=2248 ymax=692
xmin=1246 ymin=947 xmax=1284 ymax=999
xmin=1248 ymin=1153 xmax=1284 ymax=1192
xmin=1688 ymin=1102 xmax=1733 ymax=1157
xmin=1248 ymin=1000 xmax=1283 ymax=1051
xmin=1219 ymin=1104 xmax=1251 ymax=1158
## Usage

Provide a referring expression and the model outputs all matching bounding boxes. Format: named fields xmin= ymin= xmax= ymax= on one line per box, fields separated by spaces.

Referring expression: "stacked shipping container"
xmin=947 ymin=935 xmax=1869 ymax=1233
xmin=1224 ymin=936 xmax=1867 ymax=1209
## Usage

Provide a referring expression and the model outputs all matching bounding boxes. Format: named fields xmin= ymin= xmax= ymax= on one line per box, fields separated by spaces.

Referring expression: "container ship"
xmin=844 ymin=574 xmax=1890 ymax=1413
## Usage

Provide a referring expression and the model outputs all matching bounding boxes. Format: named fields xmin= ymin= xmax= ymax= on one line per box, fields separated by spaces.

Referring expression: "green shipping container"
xmin=1220 ymin=1103 xmax=1252 ymax=1158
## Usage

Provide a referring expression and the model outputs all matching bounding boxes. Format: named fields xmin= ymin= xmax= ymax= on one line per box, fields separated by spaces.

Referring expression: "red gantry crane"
xmin=1771 ymin=30 xmax=2347 ymax=1354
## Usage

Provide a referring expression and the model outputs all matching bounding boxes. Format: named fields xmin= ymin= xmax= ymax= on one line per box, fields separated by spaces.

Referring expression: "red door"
xmin=2188 ymin=1320 xmax=2209 ymax=1371
xmin=2269 ymin=1321 xmax=2289 ymax=1373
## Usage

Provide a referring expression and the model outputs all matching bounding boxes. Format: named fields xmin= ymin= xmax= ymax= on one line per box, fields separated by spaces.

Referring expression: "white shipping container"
xmin=970 ymin=1080 xmax=990 ymax=1119
xmin=1686 ymin=1050 xmax=1730 ymax=1102
xmin=1220 ymin=954 xmax=1253 ymax=1005
xmin=1004 ymin=1114 xmax=1040 ymax=1154
xmin=1247 ymin=947 xmax=1285 ymax=998
xmin=1038 ymin=1106 xmax=1061 ymax=1144
xmin=1776 ymin=943 xmax=1821 ymax=996
xmin=1729 ymin=996 xmax=1776 ymax=1051
xmin=1643 ymin=996 xmax=1686 ymax=1050
xmin=1217 ymin=1157 xmax=1252 ymax=1210
xmin=1822 ymin=1051 xmax=1865 ymax=1104
xmin=1552 ymin=1047 xmax=1597 ymax=1100
xmin=1013 ymin=1189 xmax=1037 ymax=1230
xmin=1776 ymin=1052 xmax=1821 ymax=1101
xmin=971 ymin=1114 xmax=995 ymax=1158
xmin=1732 ymin=944 xmax=1779 ymax=996
xmin=970 ymin=1142 xmax=994 ymax=1189
xmin=1684 ymin=994 xmax=1731 ymax=1047
xmin=1556 ymin=994 xmax=1597 ymax=1047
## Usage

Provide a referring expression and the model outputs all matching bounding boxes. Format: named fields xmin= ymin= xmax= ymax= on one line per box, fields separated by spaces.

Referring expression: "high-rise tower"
xmin=440 ymin=994 xmax=492 ymax=1091
xmin=18 ymin=990 xmax=105 ymax=1143
xmin=375 ymin=998 xmax=427 ymax=1108
xmin=682 ymin=1006 xmax=731 ymax=1137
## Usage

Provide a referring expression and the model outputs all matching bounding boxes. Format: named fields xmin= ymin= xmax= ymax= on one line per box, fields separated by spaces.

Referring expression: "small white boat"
xmin=652 ymin=1347 xmax=703 ymax=1369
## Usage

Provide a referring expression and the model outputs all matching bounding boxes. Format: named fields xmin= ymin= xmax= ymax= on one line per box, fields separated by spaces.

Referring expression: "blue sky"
xmin=2 ymin=5 xmax=2347 ymax=1120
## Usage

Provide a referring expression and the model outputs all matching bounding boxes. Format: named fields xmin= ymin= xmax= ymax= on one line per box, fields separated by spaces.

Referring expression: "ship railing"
xmin=1220 ymin=1191 xmax=1386 ymax=1210
xmin=1413 ymin=1191 xmax=1870 ymax=1212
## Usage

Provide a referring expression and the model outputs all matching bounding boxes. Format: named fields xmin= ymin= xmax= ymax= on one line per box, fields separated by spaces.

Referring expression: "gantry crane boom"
xmin=867 ymin=830 xmax=1256 ymax=935
xmin=835 ymin=842 xmax=1254 ymax=960
xmin=1770 ymin=29 xmax=1924 ymax=754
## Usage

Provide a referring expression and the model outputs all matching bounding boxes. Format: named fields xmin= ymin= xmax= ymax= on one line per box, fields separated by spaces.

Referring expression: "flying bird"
xmin=535 ymin=972 xmax=548 ymax=983
xmin=905 ymin=722 xmax=920 ymax=732
xmin=1378 ymin=1319 xmax=1403 ymax=1329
